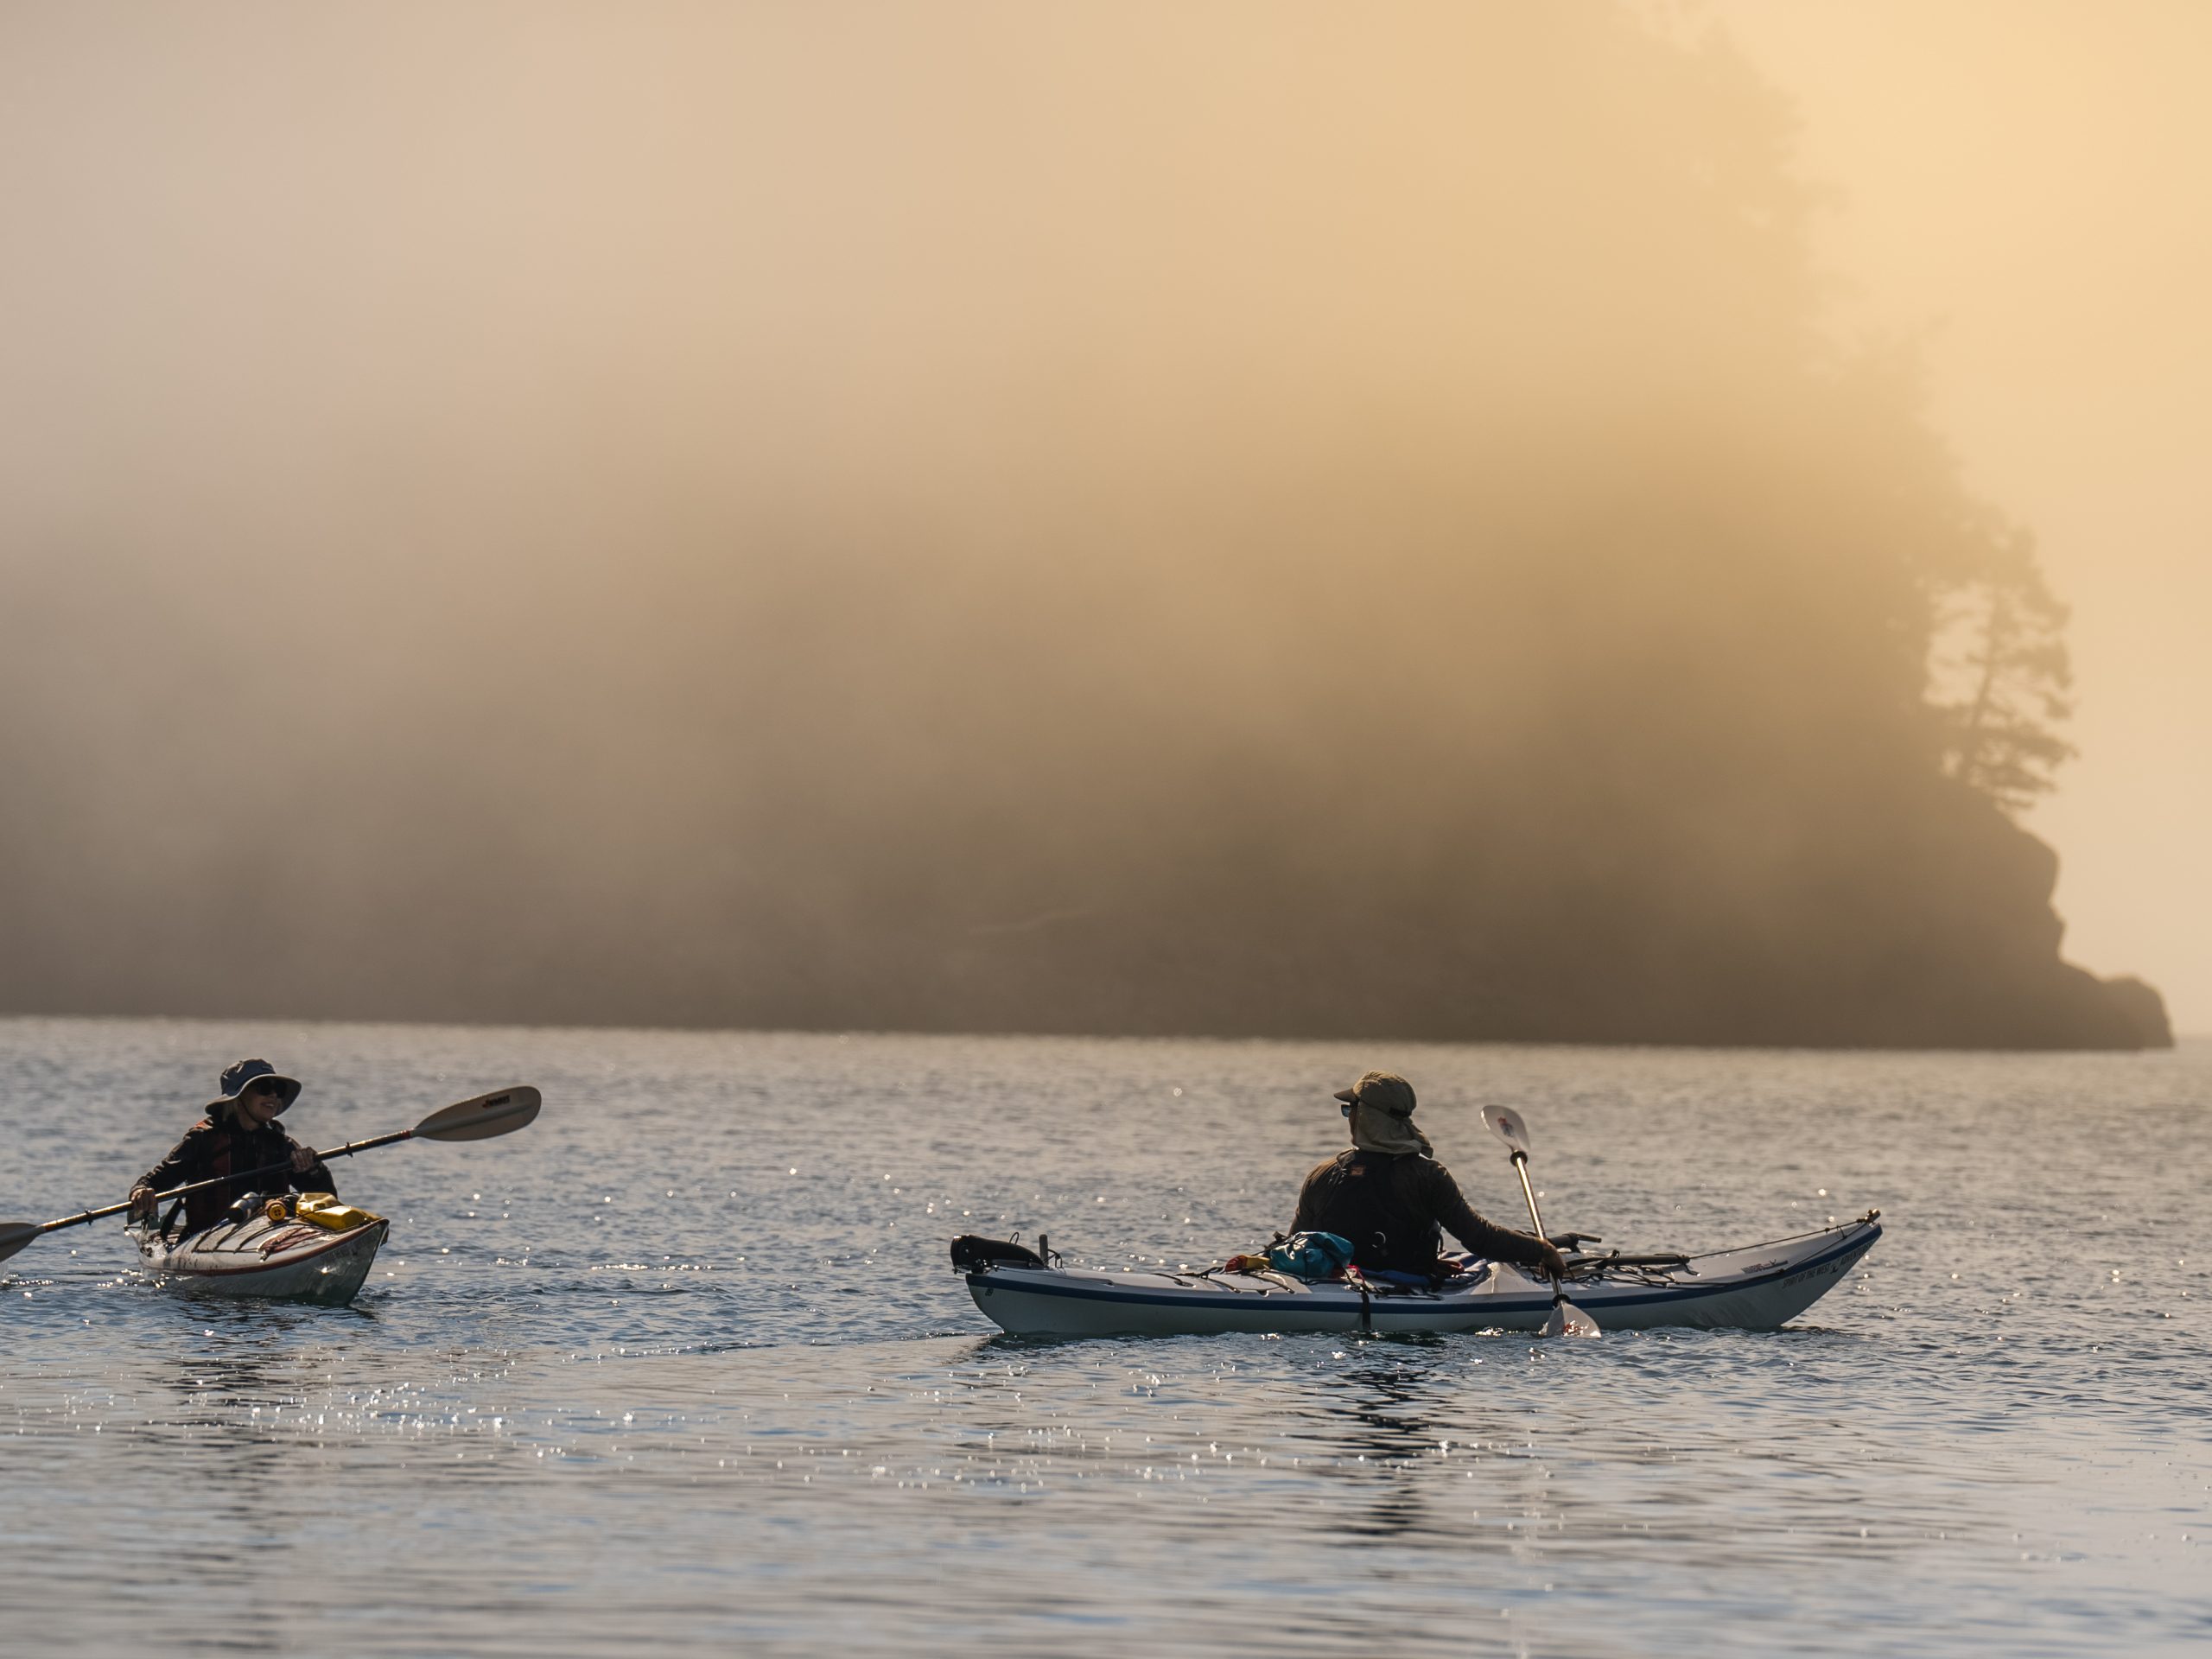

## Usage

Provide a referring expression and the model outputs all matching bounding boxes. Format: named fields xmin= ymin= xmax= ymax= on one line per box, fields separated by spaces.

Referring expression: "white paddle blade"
xmin=1482 ymin=1104 xmax=1531 ymax=1158
xmin=1541 ymin=1293 xmax=1602 ymax=1338
xmin=416 ymin=1086 xmax=542 ymax=1142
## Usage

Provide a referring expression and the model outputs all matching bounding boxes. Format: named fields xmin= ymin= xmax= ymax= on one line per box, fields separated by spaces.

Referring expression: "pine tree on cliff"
xmin=1932 ymin=524 xmax=2076 ymax=814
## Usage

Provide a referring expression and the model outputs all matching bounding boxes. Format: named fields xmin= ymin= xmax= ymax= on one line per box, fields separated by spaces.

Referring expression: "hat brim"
xmin=213 ymin=1075 xmax=302 ymax=1114
xmin=1335 ymin=1082 xmax=1416 ymax=1116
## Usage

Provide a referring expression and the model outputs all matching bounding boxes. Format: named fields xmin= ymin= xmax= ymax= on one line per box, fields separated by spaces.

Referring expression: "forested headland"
xmin=0 ymin=8 xmax=2170 ymax=1047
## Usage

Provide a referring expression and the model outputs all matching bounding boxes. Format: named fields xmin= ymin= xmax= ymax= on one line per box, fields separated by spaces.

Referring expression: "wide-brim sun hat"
xmin=211 ymin=1057 xmax=302 ymax=1115
xmin=1333 ymin=1070 xmax=1416 ymax=1117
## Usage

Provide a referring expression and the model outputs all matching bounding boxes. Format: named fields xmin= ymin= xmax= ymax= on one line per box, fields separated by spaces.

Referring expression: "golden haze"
xmin=0 ymin=3 xmax=2188 ymax=1039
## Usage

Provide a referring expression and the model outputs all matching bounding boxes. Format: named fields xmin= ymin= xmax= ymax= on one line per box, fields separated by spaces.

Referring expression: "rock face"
xmin=1928 ymin=804 xmax=2173 ymax=1049
xmin=2098 ymin=977 xmax=2177 ymax=1050
xmin=846 ymin=780 xmax=2174 ymax=1051
xmin=1751 ymin=785 xmax=2177 ymax=1052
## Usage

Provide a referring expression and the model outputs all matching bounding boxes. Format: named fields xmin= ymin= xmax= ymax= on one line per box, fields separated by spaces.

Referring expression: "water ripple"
xmin=3 ymin=1018 xmax=2208 ymax=1656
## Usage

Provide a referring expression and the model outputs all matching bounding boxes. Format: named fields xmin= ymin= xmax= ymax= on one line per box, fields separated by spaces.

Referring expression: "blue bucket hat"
xmin=212 ymin=1058 xmax=302 ymax=1116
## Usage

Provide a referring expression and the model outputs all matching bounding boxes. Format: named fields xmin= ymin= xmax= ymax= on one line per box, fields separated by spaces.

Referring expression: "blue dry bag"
xmin=1266 ymin=1230 xmax=1355 ymax=1281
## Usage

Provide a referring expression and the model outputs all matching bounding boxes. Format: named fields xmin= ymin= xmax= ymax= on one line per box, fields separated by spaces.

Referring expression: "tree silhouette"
xmin=1929 ymin=523 xmax=2076 ymax=813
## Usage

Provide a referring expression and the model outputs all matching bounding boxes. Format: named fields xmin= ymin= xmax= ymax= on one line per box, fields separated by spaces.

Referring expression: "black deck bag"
xmin=950 ymin=1235 xmax=1046 ymax=1273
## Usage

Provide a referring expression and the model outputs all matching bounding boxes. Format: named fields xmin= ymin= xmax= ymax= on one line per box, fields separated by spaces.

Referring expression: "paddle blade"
xmin=0 ymin=1221 xmax=42 ymax=1265
xmin=415 ymin=1086 xmax=541 ymax=1141
xmin=1541 ymin=1288 xmax=1602 ymax=1338
xmin=1482 ymin=1104 xmax=1532 ymax=1158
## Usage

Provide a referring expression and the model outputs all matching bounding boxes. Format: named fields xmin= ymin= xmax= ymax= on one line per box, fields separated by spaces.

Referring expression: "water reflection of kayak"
xmin=132 ymin=1193 xmax=389 ymax=1306
xmin=956 ymin=1212 xmax=1881 ymax=1338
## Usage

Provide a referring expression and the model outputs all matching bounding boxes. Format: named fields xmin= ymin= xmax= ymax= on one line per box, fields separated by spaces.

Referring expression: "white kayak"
xmin=957 ymin=1211 xmax=1881 ymax=1338
xmin=132 ymin=1192 xmax=389 ymax=1306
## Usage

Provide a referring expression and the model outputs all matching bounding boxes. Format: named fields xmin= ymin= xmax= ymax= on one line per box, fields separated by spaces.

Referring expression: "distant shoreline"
xmin=0 ymin=1005 xmax=2190 ymax=1055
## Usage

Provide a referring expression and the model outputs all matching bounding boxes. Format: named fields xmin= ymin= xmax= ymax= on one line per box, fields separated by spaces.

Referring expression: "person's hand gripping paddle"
xmin=1481 ymin=1104 xmax=1600 ymax=1338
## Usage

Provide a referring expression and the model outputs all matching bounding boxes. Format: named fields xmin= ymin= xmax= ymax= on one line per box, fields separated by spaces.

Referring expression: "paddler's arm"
xmin=1423 ymin=1162 xmax=1565 ymax=1278
xmin=130 ymin=1130 xmax=207 ymax=1221
xmin=1287 ymin=1160 xmax=1334 ymax=1236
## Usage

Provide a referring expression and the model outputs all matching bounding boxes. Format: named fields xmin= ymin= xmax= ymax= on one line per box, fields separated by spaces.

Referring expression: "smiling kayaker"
xmin=1290 ymin=1071 xmax=1566 ymax=1283
xmin=127 ymin=1058 xmax=336 ymax=1234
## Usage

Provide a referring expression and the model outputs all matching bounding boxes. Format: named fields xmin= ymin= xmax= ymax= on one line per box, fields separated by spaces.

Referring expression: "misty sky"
xmin=1707 ymin=0 xmax=2212 ymax=1029
xmin=1 ymin=2 xmax=2202 ymax=1033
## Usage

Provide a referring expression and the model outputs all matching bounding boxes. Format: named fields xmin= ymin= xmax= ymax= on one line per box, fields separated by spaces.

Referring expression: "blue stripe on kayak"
xmin=969 ymin=1224 xmax=1879 ymax=1317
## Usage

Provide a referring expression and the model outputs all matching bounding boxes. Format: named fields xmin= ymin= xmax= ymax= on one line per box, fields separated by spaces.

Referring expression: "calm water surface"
xmin=3 ymin=1018 xmax=2207 ymax=1656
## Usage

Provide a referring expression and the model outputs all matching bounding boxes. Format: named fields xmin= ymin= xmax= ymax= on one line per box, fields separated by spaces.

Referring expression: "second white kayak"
xmin=958 ymin=1212 xmax=1881 ymax=1338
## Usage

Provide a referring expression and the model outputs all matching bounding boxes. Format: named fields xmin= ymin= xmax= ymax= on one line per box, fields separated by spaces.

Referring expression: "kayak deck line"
xmin=1668 ymin=1210 xmax=1884 ymax=1265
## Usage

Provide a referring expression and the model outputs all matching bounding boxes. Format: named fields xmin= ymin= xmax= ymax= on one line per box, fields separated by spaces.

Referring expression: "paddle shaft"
xmin=1488 ymin=1109 xmax=1597 ymax=1333
xmin=1510 ymin=1149 xmax=1548 ymax=1242
xmin=1510 ymin=1146 xmax=1582 ymax=1317
xmin=35 ymin=1128 xmax=418 ymax=1237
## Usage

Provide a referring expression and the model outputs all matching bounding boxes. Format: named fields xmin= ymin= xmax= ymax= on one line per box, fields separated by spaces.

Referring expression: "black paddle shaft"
xmin=40 ymin=1128 xmax=417 ymax=1235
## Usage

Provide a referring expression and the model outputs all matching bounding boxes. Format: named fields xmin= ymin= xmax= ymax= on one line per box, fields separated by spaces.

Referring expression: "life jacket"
xmin=1305 ymin=1150 xmax=1441 ymax=1277
xmin=180 ymin=1116 xmax=236 ymax=1233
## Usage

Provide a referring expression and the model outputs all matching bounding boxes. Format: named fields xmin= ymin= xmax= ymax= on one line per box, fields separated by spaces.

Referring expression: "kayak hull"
xmin=965 ymin=1216 xmax=1880 ymax=1338
xmin=134 ymin=1208 xmax=389 ymax=1306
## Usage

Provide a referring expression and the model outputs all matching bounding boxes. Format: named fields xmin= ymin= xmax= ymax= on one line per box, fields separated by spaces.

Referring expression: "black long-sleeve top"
xmin=1291 ymin=1148 xmax=1552 ymax=1277
xmin=137 ymin=1116 xmax=336 ymax=1234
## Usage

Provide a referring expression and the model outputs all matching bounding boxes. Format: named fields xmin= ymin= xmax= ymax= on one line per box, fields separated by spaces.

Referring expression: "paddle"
xmin=1480 ymin=1103 xmax=1600 ymax=1338
xmin=0 ymin=1085 xmax=541 ymax=1266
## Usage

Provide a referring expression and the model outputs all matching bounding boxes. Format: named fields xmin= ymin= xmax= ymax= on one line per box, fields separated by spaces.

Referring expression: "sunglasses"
xmin=1339 ymin=1099 xmax=1357 ymax=1117
xmin=249 ymin=1081 xmax=288 ymax=1100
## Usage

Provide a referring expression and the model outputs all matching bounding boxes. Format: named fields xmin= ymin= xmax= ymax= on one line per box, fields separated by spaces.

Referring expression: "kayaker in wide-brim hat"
xmin=1335 ymin=1070 xmax=1432 ymax=1156
xmin=1287 ymin=1070 xmax=1564 ymax=1282
xmin=128 ymin=1058 xmax=334 ymax=1234
xmin=211 ymin=1057 xmax=302 ymax=1118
